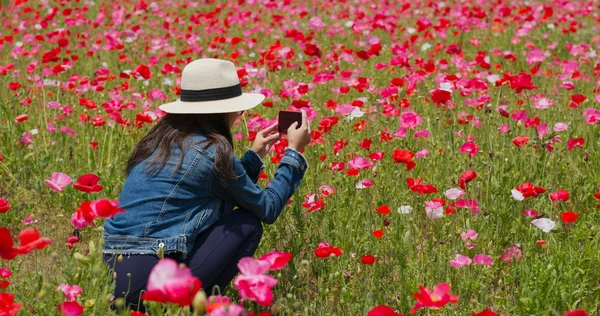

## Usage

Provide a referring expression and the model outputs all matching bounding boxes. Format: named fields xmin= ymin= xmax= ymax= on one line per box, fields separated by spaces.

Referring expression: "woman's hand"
xmin=251 ymin=123 xmax=281 ymax=159
xmin=287 ymin=110 xmax=311 ymax=152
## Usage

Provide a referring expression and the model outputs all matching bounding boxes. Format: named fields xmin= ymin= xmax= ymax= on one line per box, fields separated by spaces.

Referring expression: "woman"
xmin=102 ymin=58 xmax=311 ymax=311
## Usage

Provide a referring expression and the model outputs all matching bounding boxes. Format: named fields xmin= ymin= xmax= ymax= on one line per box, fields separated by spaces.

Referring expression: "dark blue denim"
xmin=103 ymin=208 xmax=263 ymax=312
xmin=103 ymin=133 xmax=307 ymax=258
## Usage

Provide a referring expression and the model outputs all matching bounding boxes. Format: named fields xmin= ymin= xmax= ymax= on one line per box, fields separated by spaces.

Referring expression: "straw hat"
xmin=159 ymin=58 xmax=265 ymax=114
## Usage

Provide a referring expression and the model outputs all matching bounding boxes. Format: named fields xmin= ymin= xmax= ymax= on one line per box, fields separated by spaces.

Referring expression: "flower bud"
xmin=192 ymin=290 xmax=207 ymax=315
xmin=117 ymin=254 xmax=123 ymax=263
xmin=157 ymin=244 xmax=165 ymax=259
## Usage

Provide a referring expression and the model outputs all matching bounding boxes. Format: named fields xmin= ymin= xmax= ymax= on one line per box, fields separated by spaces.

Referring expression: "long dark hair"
xmin=126 ymin=113 xmax=237 ymax=182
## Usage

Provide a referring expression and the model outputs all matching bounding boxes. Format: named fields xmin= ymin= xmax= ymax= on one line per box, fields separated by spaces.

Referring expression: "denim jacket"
xmin=103 ymin=133 xmax=307 ymax=259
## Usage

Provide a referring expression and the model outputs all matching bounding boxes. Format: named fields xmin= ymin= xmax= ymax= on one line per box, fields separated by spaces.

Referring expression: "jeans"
xmin=103 ymin=209 xmax=263 ymax=312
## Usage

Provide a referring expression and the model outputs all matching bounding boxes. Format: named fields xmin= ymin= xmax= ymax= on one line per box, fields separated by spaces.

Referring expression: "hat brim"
xmin=158 ymin=93 xmax=265 ymax=114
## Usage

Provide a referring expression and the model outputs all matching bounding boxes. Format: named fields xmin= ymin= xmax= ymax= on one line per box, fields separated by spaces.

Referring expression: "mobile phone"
xmin=278 ymin=110 xmax=302 ymax=134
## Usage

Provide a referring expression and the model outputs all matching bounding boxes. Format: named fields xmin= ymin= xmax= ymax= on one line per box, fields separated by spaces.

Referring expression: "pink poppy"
xmin=399 ymin=111 xmax=422 ymax=129
xmin=348 ymin=157 xmax=374 ymax=170
xmin=473 ymin=254 xmax=493 ymax=266
xmin=57 ymin=301 xmax=84 ymax=316
xmin=449 ymin=254 xmax=472 ymax=269
xmin=445 ymin=188 xmax=465 ymax=200
xmin=583 ymin=108 xmax=600 ymax=125
xmin=0 ymin=268 xmax=12 ymax=279
xmin=234 ymin=257 xmax=278 ymax=306
xmin=258 ymin=252 xmax=292 ymax=270
xmin=393 ymin=128 xmax=407 ymax=138
xmin=460 ymin=230 xmax=477 ymax=241
xmin=56 ymin=284 xmax=82 ymax=302
xmin=553 ymin=122 xmax=569 ymax=132
xmin=45 ymin=172 xmax=73 ymax=192
xmin=537 ymin=124 xmax=549 ymax=139
xmin=523 ymin=209 xmax=539 ymax=217
xmin=459 ymin=141 xmax=479 ymax=157
xmin=141 ymin=259 xmax=202 ymax=306
xmin=356 ymin=179 xmax=374 ymax=189
xmin=415 ymin=149 xmax=429 ymax=158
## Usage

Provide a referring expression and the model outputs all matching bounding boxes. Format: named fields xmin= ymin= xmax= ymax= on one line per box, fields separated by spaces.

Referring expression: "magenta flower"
xmin=473 ymin=254 xmax=493 ymax=266
xmin=444 ymin=188 xmax=465 ymax=200
xmin=19 ymin=131 xmax=33 ymax=145
xmin=57 ymin=301 xmax=84 ymax=316
xmin=399 ymin=111 xmax=423 ymax=129
xmin=460 ymin=230 xmax=477 ymax=241
xmin=348 ymin=157 xmax=374 ymax=170
xmin=141 ymin=258 xmax=202 ymax=306
xmin=553 ymin=122 xmax=569 ymax=132
xmin=583 ymin=108 xmax=600 ymax=125
xmin=234 ymin=257 xmax=278 ymax=306
xmin=44 ymin=172 xmax=73 ymax=192
xmin=415 ymin=149 xmax=429 ymax=158
xmin=449 ymin=254 xmax=472 ymax=269
xmin=258 ymin=252 xmax=292 ymax=270
xmin=459 ymin=141 xmax=479 ymax=157
xmin=56 ymin=284 xmax=82 ymax=302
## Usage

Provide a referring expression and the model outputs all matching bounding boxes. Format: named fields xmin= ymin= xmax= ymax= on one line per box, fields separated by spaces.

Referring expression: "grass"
xmin=1 ymin=0 xmax=600 ymax=315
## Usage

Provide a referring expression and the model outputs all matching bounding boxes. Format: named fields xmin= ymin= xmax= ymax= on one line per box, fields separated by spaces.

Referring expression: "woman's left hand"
xmin=251 ymin=123 xmax=281 ymax=159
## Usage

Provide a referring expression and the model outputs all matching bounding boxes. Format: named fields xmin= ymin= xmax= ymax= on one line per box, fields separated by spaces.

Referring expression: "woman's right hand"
xmin=287 ymin=110 xmax=311 ymax=152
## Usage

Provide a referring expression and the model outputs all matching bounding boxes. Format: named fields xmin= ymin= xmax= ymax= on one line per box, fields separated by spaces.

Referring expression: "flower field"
xmin=1 ymin=0 xmax=600 ymax=315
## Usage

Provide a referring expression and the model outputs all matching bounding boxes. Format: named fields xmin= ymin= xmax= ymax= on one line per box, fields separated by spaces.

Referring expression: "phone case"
xmin=278 ymin=111 xmax=302 ymax=134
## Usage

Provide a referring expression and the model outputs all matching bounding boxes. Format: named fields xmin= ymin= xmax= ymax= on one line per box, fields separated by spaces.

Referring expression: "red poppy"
xmin=508 ymin=72 xmax=536 ymax=93
xmin=567 ymin=137 xmax=584 ymax=150
xmin=430 ymin=89 xmax=451 ymax=104
xmin=8 ymin=82 xmax=21 ymax=91
xmin=375 ymin=205 xmax=391 ymax=215
xmin=409 ymin=283 xmax=458 ymax=313
xmin=372 ymin=230 xmax=384 ymax=238
xmin=302 ymin=197 xmax=325 ymax=213
xmin=458 ymin=170 xmax=477 ymax=190
xmin=392 ymin=150 xmax=416 ymax=170
xmin=560 ymin=211 xmax=580 ymax=223
xmin=132 ymin=64 xmax=151 ymax=80
xmin=0 ymin=199 xmax=12 ymax=214
xmin=67 ymin=236 xmax=80 ymax=249
xmin=0 ymin=292 xmax=22 ymax=315
xmin=0 ymin=228 xmax=18 ymax=260
xmin=563 ymin=310 xmax=589 ymax=316
xmin=359 ymin=139 xmax=373 ymax=151
xmin=73 ymin=174 xmax=103 ymax=193
xmin=367 ymin=305 xmax=404 ymax=316
xmin=16 ymin=228 xmax=52 ymax=255
xmin=472 ymin=310 xmax=499 ymax=316
xmin=361 ymin=255 xmax=376 ymax=265
xmin=512 ymin=135 xmax=529 ymax=147
xmin=314 ymin=243 xmax=343 ymax=258
xmin=369 ymin=152 xmax=385 ymax=161
xmin=549 ymin=190 xmax=570 ymax=202
xmin=14 ymin=115 xmax=28 ymax=124
xmin=73 ymin=199 xmax=125 ymax=227
xmin=570 ymin=94 xmax=586 ymax=104
xmin=593 ymin=188 xmax=600 ymax=199
xmin=406 ymin=178 xmax=438 ymax=194
xmin=516 ymin=182 xmax=546 ymax=198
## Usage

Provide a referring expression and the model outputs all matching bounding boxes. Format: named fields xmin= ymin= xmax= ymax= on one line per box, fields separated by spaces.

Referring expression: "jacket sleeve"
xmin=210 ymin=148 xmax=308 ymax=224
xmin=239 ymin=149 xmax=264 ymax=184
